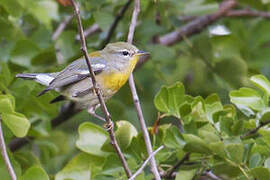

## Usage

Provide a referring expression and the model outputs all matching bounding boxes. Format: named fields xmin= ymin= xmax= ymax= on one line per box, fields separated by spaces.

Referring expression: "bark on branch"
xmin=127 ymin=0 xmax=161 ymax=179
xmin=69 ymin=0 xmax=132 ymax=177
xmin=0 ymin=119 xmax=17 ymax=180
xmin=157 ymin=0 xmax=237 ymax=46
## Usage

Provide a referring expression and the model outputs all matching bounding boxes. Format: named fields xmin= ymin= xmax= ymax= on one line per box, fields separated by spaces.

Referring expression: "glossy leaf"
xmin=251 ymin=74 xmax=270 ymax=96
xmin=55 ymin=153 xmax=104 ymax=180
xmin=21 ymin=166 xmax=49 ymax=180
xmin=0 ymin=95 xmax=15 ymax=113
xmin=154 ymin=82 xmax=185 ymax=118
xmin=76 ymin=122 xmax=108 ymax=156
xmin=230 ymin=87 xmax=265 ymax=112
xmin=175 ymin=169 xmax=197 ymax=180
xmin=1 ymin=112 xmax=30 ymax=137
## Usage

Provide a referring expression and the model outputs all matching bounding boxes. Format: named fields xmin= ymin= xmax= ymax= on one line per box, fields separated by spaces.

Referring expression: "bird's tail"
xmin=16 ymin=73 xmax=55 ymax=86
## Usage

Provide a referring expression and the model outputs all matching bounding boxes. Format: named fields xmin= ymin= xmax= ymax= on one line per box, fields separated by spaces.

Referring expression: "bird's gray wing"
xmin=38 ymin=56 xmax=107 ymax=96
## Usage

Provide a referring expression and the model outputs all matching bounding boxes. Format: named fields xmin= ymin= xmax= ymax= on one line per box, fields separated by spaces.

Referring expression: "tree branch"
xmin=129 ymin=146 xmax=164 ymax=180
xmin=157 ymin=0 xmax=237 ymax=46
xmin=69 ymin=0 xmax=132 ymax=178
xmin=204 ymin=171 xmax=223 ymax=180
xmin=127 ymin=0 xmax=161 ymax=180
xmin=241 ymin=119 xmax=270 ymax=139
xmin=226 ymin=9 xmax=270 ymax=18
xmin=52 ymin=14 xmax=74 ymax=41
xmin=75 ymin=23 xmax=101 ymax=41
xmin=163 ymin=152 xmax=190 ymax=178
xmin=0 ymin=119 xmax=17 ymax=180
xmin=100 ymin=0 xmax=133 ymax=48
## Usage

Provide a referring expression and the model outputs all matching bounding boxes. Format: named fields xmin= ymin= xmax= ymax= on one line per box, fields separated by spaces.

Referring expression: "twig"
xmin=204 ymin=171 xmax=222 ymax=180
xmin=226 ymin=9 xmax=270 ymax=18
xmin=69 ymin=0 xmax=132 ymax=178
xmin=52 ymin=15 xmax=74 ymax=41
xmin=241 ymin=119 xmax=270 ymax=139
xmin=157 ymin=0 xmax=237 ymax=46
xmin=128 ymin=146 xmax=164 ymax=180
xmin=0 ymin=119 xmax=17 ymax=180
xmin=75 ymin=24 xmax=101 ymax=41
xmin=178 ymin=9 xmax=270 ymax=23
xmin=163 ymin=152 xmax=190 ymax=178
xmin=100 ymin=0 xmax=133 ymax=48
xmin=127 ymin=0 xmax=161 ymax=180
xmin=52 ymin=15 xmax=74 ymax=64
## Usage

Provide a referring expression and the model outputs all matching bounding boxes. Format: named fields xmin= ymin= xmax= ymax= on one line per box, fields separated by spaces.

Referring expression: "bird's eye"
xmin=122 ymin=51 xmax=129 ymax=56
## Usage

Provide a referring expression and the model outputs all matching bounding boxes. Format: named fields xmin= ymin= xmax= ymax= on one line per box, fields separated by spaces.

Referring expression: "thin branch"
xmin=157 ymin=0 xmax=237 ymax=46
xmin=100 ymin=0 xmax=132 ymax=48
xmin=163 ymin=152 xmax=190 ymax=178
xmin=129 ymin=146 xmax=164 ymax=180
xmin=0 ymin=119 xmax=17 ymax=180
xmin=52 ymin=15 xmax=74 ymax=64
xmin=178 ymin=9 xmax=270 ymax=23
xmin=241 ymin=119 xmax=270 ymax=139
xmin=52 ymin=14 xmax=74 ymax=41
xmin=69 ymin=0 xmax=132 ymax=178
xmin=127 ymin=0 xmax=161 ymax=179
xmin=226 ymin=9 xmax=270 ymax=18
xmin=204 ymin=171 xmax=223 ymax=180
xmin=75 ymin=24 xmax=101 ymax=41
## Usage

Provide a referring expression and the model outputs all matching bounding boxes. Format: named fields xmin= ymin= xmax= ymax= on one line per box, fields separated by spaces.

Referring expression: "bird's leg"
xmin=87 ymin=105 xmax=106 ymax=122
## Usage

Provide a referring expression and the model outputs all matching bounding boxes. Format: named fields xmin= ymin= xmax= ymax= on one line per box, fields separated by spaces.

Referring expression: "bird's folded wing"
xmin=49 ymin=56 xmax=107 ymax=89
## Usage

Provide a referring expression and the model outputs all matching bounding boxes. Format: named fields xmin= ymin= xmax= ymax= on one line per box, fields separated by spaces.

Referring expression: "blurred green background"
xmin=1 ymin=0 xmax=270 ymax=178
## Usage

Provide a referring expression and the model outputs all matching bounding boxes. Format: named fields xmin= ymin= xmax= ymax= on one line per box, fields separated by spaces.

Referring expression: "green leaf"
xmin=55 ymin=31 xmax=80 ymax=61
xmin=259 ymin=109 xmax=270 ymax=123
xmin=184 ymin=1 xmax=218 ymax=16
xmin=230 ymin=87 xmax=265 ymax=112
xmin=1 ymin=112 xmax=30 ymax=137
xmin=183 ymin=134 xmax=212 ymax=154
xmin=18 ymin=0 xmax=59 ymax=28
xmin=0 ymin=95 xmax=15 ymax=113
xmin=0 ymin=63 xmax=13 ymax=87
xmin=21 ymin=166 xmax=49 ymax=180
xmin=225 ymin=143 xmax=244 ymax=164
xmin=76 ymin=122 xmax=108 ymax=156
xmin=198 ymin=130 xmax=220 ymax=143
xmin=164 ymin=126 xmax=186 ymax=149
xmin=154 ymin=82 xmax=185 ymax=118
xmin=94 ymin=11 xmax=114 ymax=31
xmin=102 ymin=121 xmax=138 ymax=151
xmin=213 ymin=162 xmax=241 ymax=178
xmin=249 ymin=153 xmax=262 ymax=168
xmin=264 ymin=157 xmax=270 ymax=170
xmin=115 ymin=121 xmax=137 ymax=149
xmin=175 ymin=169 xmax=197 ymax=180
xmin=102 ymin=154 xmax=124 ymax=176
xmin=250 ymin=167 xmax=270 ymax=180
xmin=10 ymin=39 xmax=40 ymax=67
xmin=0 ymin=0 xmax=23 ymax=17
xmin=55 ymin=153 xmax=104 ymax=180
xmin=250 ymin=75 xmax=270 ymax=96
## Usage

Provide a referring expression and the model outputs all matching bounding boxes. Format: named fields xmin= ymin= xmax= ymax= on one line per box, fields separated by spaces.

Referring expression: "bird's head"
xmin=102 ymin=42 xmax=149 ymax=64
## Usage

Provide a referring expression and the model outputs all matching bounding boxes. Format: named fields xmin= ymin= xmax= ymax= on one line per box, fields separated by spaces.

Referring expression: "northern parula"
xmin=16 ymin=42 xmax=149 ymax=112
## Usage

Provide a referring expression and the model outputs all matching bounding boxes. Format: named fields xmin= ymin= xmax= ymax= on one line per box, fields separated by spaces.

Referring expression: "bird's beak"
xmin=136 ymin=50 xmax=150 ymax=56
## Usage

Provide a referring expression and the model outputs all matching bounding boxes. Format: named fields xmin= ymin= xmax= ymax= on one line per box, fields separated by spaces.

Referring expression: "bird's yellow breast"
xmin=97 ymin=55 xmax=139 ymax=92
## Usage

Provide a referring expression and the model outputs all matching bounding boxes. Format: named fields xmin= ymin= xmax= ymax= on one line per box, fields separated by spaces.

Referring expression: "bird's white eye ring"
xmin=122 ymin=51 xmax=129 ymax=56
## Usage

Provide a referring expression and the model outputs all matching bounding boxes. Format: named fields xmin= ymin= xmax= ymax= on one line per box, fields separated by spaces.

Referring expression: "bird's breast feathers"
xmin=97 ymin=55 xmax=139 ymax=92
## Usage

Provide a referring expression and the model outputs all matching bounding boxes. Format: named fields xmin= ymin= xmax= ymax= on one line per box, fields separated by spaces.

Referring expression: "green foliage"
xmin=1 ymin=0 xmax=270 ymax=179
xmin=20 ymin=166 xmax=49 ymax=180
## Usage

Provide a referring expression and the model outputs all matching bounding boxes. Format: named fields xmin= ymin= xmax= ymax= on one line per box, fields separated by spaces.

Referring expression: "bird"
xmin=16 ymin=42 xmax=149 ymax=118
